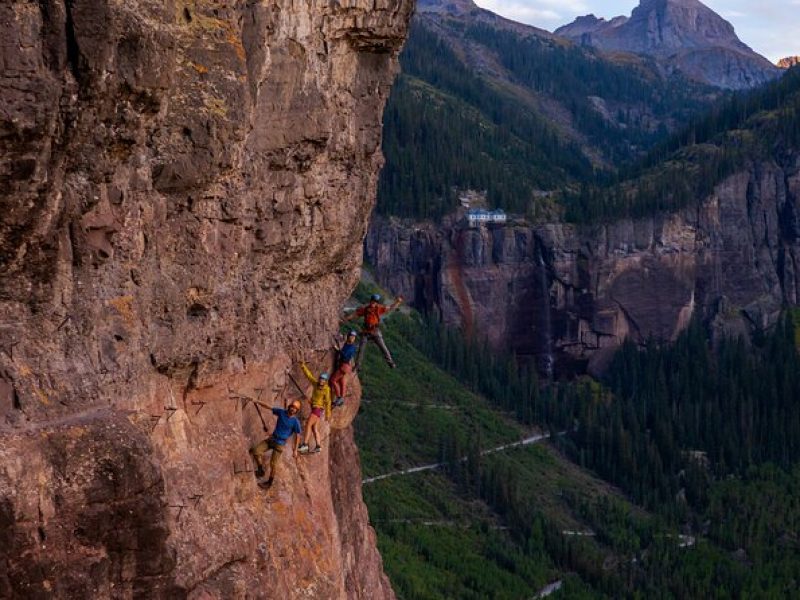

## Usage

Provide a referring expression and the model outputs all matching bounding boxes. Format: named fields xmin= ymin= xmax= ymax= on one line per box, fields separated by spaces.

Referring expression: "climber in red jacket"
xmin=343 ymin=293 xmax=403 ymax=369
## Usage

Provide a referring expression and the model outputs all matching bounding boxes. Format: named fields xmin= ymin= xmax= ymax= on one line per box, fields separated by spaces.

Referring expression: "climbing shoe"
xmin=298 ymin=444 xmax=310 ymax=454
xmin=333 ymin=397 xmax=344 ymax=408
xmin=312 ymin=445 xmax=322 ymax=454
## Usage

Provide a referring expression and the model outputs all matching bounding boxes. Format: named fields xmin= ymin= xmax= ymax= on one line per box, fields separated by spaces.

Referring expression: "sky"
xmin=474 ymin=0 xmax=800 ymax=62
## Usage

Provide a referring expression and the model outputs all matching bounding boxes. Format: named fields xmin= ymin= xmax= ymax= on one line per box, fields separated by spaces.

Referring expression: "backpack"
xmin=363 ymin=305 xmax=384 ymax=331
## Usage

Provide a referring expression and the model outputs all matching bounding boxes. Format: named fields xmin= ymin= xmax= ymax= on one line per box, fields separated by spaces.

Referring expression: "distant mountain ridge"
xmin=417 ymin=0 xmax=556 ymax=38
xmin=378 ymin=0 xmax=722 ymax=218
xmin=556 ymin=0 xmax=780 ymax=90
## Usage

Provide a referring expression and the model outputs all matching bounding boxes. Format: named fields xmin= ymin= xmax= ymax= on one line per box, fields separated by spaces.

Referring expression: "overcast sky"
xmin=474 ymin=0 xmax=800 ymax=62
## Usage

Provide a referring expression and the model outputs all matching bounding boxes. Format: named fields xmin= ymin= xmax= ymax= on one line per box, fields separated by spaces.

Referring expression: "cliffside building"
xmin=466 ymin=208 xmax=507 ymax=227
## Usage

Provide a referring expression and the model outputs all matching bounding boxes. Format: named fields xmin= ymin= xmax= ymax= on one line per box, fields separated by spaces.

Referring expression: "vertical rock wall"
xmin=366 ymin=155 xmax=800 ymax=375
xmin=0 ymin=1 xmax=413 ymax=597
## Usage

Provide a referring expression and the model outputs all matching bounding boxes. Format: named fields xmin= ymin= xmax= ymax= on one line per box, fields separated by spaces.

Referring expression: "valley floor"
xmin=353 ymin=282 xmax=800 ymax=599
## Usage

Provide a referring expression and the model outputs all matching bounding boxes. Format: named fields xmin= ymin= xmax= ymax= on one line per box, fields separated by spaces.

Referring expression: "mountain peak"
xmin=556 ymin=0 xmax=780 ymax=90
xmin=639 ymin=0 xmax=707 ymax=7
xmin=627 ymin=0 xmax=740 ymax=53
xmin=574 ymin=14 xmax=603 ymax=24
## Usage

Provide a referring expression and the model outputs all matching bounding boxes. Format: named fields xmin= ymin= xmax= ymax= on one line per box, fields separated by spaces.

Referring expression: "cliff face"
xmin=0 ymin=0 xmax=413 ymax=598
xmin=367 ymin=155 xmax=800 ymax=375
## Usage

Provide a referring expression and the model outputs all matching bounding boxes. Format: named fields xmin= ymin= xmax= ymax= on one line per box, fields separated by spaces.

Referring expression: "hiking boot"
xmin=333 ymin=397 xmax=344 ymax=408
xmin=298 ymin=444 xmax=310 ymax=454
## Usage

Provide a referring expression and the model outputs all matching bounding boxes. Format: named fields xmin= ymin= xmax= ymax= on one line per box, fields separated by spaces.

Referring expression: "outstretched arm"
xmin=300 ymin=362 xmax=318 ymax=385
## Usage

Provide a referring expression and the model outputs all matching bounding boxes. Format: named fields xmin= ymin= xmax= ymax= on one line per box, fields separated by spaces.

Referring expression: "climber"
xmin=343 ymin=293 xmax=403 ymax=369
xmin=249 ymin=399 xmax=303 ymax=488
xmin=331 ymin=330 xmax=359 ymax=407
xmin=298 ymin=362 xmax=332 ymax=454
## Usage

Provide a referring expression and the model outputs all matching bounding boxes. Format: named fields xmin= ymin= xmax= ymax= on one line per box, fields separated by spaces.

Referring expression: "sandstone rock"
xmin=366 ymin=155 xmax=800 ymax=375
xmin=0 ymin=0 xmax=413 ymax=597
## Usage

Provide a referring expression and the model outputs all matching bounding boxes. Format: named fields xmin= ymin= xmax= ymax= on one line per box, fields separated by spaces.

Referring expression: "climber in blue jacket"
xmin=331 ymin=330 xmax=359 ymax=407
xmin=250 ymin=399 xmax=302 ymax=488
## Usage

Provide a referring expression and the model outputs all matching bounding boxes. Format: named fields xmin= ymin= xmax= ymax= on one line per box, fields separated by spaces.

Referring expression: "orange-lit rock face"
xmin=0 ymin=1 xmax=412 ymax=597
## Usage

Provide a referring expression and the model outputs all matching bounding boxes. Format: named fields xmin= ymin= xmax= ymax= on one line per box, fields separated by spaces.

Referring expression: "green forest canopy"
xmin=377 ymin=18 xmax=719 ymax=221
xmin=356 ymin=292 xmax=800 ymax=597
xmin=565 ymin=66 xmax=800 ymax=222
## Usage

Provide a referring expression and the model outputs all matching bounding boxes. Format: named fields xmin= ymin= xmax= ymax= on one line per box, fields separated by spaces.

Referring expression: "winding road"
xmin=362 ymin=431 xmax=561 ymax=484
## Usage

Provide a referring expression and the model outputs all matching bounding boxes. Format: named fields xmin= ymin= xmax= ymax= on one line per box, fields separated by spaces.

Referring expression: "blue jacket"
xmin=271 ymin=408 xmax=302 ymax=445
xmin=339 ymin=342 xmax=358 ymax=363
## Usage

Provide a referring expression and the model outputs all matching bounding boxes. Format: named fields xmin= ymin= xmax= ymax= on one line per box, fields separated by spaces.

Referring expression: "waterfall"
xmin=537 ymin=243 xmax=554 ymax=380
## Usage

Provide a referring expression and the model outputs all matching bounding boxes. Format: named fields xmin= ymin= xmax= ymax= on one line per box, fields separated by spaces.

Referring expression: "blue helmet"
xmin=371 ymin=293 xmax=381 ymax=302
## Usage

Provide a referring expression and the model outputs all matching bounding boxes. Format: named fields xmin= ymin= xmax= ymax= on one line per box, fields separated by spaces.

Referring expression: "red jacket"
xmin=356 ymin=303 xmax=388 ymax=332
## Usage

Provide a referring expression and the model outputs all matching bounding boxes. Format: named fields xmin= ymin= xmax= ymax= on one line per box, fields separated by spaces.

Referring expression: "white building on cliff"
xmin=466 ymin=208 xmax=507 ymax=227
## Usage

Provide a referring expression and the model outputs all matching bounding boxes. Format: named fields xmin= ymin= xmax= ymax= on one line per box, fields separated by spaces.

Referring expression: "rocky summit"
xmin=0 ymin=0 xmax=413 ymax=598
xmin=556 ymin=0 xmax=780 ymax=90
xmin=779 ymin=56 xmax=800 ymax=69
